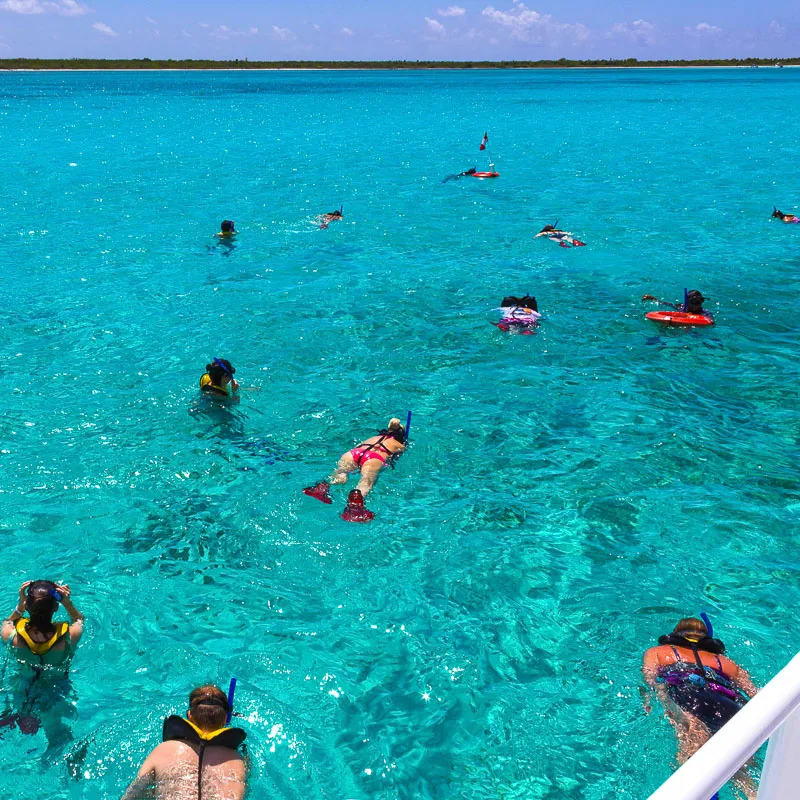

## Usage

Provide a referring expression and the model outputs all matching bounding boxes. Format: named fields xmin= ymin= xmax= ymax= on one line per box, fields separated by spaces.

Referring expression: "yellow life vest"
xmin=200 ymin=374 xmax=228 ymax=396
xmin=162 ymin=715 xmax=246 ymax=748
xmin=14 ymin=618 xmax=69 ymax=656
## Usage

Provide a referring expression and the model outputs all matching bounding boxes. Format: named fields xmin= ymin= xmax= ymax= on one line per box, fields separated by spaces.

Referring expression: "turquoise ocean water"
xmin=1 ymin=68 xmax=799 ymax=798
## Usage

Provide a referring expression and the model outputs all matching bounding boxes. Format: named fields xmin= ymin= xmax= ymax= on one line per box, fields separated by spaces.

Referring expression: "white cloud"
xmin=0 ymin=0 xmax=44 ymax=14
xmin=340 ymin=26 xmax=354 ymax=36
xmin=313 ymin=23 xmax=320 ymax=31
xmin=145 ymin=15 xmax=157 ymax=24
xmin=425 ymin=16 xmax=446 ymax=35
xmin=768 ymin=20 xmax=785 ymax=37
xmin=688 ymin=22 xmax=722 ymax=35
xmin=211 ymin=23 xmax=259 ymax=39
xmin=92 ymin=21 xmax=118 ymax=36
xmin=272 ymin=25 xmax=294 ymax=40
xmin=608 ymin=19 xmax=655 ymax=45
xmin=1 ymin=0 xmax=92 ymax=15
xmin=438 ymin=5 xmax=465 ymax=16
xmin=48 ymin=0 xmax=90 ymax=15
xmin=198 ymin=22 xmax=209 ymax=28
xmin=481 ymin=3 xmax=589 ymax=44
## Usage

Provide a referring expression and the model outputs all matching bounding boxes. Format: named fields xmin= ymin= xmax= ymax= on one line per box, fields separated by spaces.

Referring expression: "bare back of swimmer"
xmin=122 ymin=740 xmax=245 ymax=800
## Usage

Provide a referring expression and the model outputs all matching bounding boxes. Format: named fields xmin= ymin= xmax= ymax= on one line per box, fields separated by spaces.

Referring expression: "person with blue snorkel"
xmin=1 ymin=580 xmax=85 ymax=735
xmin=122 ymin=684 xmax=246 ymax=800
xmin=215 ymin=220 xmax=237 ymax=238
xmin=303 ymin=416 xmax=408 ymax=522
xmin=642 ymin=616 xmax=758 ymax=799
xmin=200 ymin=359 xmax=239 ymax=399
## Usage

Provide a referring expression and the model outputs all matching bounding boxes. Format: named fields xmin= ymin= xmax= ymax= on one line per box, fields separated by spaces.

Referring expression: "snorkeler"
xmin=642 ymin=617 xmax=758 ymax=798
xmin=215 ymin=220 xmax=237 ymax=238
xmin=200 ymin=358 xmax=239 ymax=399
xmin=492 ymin=294 xmax=541 ymax=334
xmin=442 ymin=167 xmax=477 ymax=183
xmin=642 ymin=289 xmax=707 ymax=314
xmin=0 ymin=580 xmax=84 ymax=735
xmin=302 ymin=417 xmax=407 ymax=522
xmin=319 ymin=207 xmax=343 ymax=229
xmin=771 ymin=207 xmax=799 ymax=223
xmin=535 ymin=223 xmax=585 ymax=247
xmin=121 ymin=684 xmax=246 ymax=800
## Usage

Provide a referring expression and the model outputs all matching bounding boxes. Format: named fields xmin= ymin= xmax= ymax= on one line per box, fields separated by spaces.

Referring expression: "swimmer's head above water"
xmin=187 ymin=685 xmax=230 ymax=732
xmin=658 ymin=617 xmax=726 ymax=654
xmin=24 ymin=580 xmax=60 ymax=624
xmin=219 ymin=220 xmax=237 ymax=235
xmin=380 ymin=417 xmax=406 ymax=444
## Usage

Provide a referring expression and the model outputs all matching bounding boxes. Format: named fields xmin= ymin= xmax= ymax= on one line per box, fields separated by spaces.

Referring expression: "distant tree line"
xmin=0 ymin=57 xmax=798 ymax=70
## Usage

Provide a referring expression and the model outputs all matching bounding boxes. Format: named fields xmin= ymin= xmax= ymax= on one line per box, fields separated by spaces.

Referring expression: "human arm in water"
xmin=1 ymin=581 xmax=32 ymax=643
xmin=120 ymin=749 xmax=158 ymax=800
xmin=641 ymin=647 xmax=671 ymax=714
xmin=641 ymin=294 xmax=681 ymax=309
xmin=56 ymin=583 xmax=85 ymax=647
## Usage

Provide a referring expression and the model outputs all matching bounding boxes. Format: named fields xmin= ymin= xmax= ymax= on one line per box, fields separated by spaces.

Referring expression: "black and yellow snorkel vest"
xmin=14 ymin=618 xmax=69 ymax=657
xmin=162 ymin=715 xmax=246 ymax=800
xmin=199 ymin=374 xmax=229 ymax=397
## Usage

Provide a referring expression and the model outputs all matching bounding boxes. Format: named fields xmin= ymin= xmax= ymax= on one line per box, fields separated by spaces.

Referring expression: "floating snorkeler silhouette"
xmin=535 ymin=222 xmax=586 ymax=247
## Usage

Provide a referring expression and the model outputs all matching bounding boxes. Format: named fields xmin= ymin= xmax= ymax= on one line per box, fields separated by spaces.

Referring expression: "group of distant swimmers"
xmin=2 ymin=578 xmax=759 ymax=799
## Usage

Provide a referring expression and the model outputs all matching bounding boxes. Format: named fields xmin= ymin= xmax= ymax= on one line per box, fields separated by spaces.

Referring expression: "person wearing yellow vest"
xmin=1 ymin=580 xmax=84 ymax=669
xmin=1 ymin=580 xmax=84 ymax=735
xmin=199 ymin=358 xmax=239 ymax=400
xmin=122 ymin=685 xmax=246 ymax=800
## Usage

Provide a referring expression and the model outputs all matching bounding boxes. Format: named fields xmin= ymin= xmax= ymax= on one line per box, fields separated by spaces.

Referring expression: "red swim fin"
xmin=559 ymin=240 xmax=569 ymax=248
xmin=302 ymin=481 xmax=332 ymax=504
xmin=341 ymin=489 xmax=374 ymax=522
xmin=572 ymin=239 xmax=586 ymax=246
xmin=492 ymin=322 xmax=511 ymax=332
xmin=16 ymin=715 xmax=40 ymax=735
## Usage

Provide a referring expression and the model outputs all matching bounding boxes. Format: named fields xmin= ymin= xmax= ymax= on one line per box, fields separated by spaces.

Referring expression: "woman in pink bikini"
xmin=303 ymin=417 xmax=407 ymax=521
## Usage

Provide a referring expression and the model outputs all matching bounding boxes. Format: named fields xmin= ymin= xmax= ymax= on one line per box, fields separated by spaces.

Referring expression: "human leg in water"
xmin=342 ymin=460 xmax=382 ymax=522
xmin=303 ymin=452 xmax=357 ymax=503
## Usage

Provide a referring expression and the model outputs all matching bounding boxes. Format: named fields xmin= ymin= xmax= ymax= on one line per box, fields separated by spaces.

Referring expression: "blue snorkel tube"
xmin=405 ymin=410 xmax=412 ymax=441
xmin=226 ymin=677 xmax=237 ymax=725
xmin=683 ymin=287 xmax=689 ymax=312
xmin=213 ymin=357 xmax=234 ymax=380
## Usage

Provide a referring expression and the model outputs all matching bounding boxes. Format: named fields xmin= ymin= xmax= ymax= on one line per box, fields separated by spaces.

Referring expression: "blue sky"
xmin=0 ymin=1 xmax=797 ymax=60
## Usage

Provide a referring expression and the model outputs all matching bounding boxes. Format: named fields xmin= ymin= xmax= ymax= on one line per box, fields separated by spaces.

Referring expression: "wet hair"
xmin=685 ymin=290 xmax=705 ymax=313
xmin=206 ymin=359 xmax=235 ymax=384
xmin=772 ymin=209 xmax=783 ymax=218
xmin=384 ymin=417 xmax=406 ymax=443
xmin=540 ymin=224 xmax=555 ymax=233
xmin=658 ymin=617 xmax=726 ymax=655
xmin=189 ymin=685 xmax=229 ymax=731
xmin=220 ymin=220 xmax=235 ymax=233
xmin=501 ymin=295 xmax=538 ymax=312
xmin=674 ymin=617 xmax=708 ymax=639
xmin=25 ymin=580 xmax=59 ymax=636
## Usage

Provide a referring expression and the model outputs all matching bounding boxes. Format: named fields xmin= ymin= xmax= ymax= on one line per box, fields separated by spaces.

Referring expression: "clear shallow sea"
xmin=1 ymin=68 xmax=799 ymax=799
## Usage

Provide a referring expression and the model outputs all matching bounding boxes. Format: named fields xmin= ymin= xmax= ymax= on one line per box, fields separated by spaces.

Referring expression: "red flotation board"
xmin=646 ymin=311 xmax=714 ymax=327
xmin=471 ymin=171 xmax=499 ymax=178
